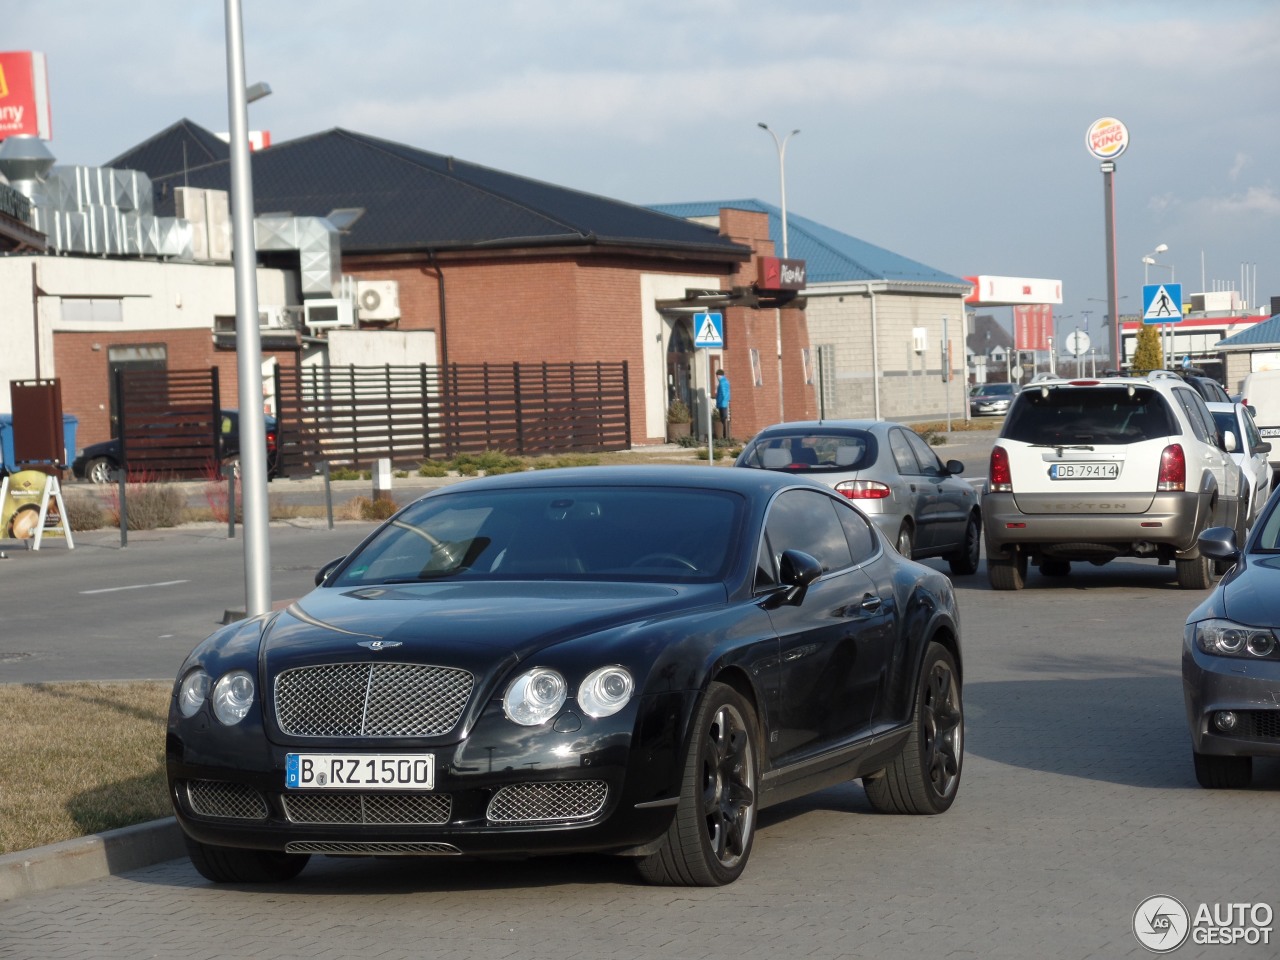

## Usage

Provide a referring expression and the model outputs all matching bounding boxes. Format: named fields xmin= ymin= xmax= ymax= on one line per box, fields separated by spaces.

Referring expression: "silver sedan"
xmin=734 ymin=420 xmax=983 ymax=575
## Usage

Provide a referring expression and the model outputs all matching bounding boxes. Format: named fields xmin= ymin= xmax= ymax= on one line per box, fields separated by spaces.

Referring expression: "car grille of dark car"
xmin=186 ymin=780 xmax=270 ymax=821
xmin=486 ymin=781 xmax=608 ymax=823
xmin=1237 ymin=711 xmax=1280 ymax=740
xmin=274 ymin=662 xmax=473 ymax=738
xmin=281 ymin=792 xmax=452 ymax=826
xmin=285 ymin=841 xmax=461 ymax=856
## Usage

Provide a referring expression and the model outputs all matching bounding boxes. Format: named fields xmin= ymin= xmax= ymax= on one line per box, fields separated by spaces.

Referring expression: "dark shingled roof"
xmin=650 ymin=199 xmax=969 ymax=287
xmin=106 ymin=118 xmax=230 ymax=177
xmin=110 ymin=121 xmax=748 ymax=260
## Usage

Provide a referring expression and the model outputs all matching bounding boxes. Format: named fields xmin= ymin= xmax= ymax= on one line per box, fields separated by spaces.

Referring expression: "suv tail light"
xmin=988 ymin=446 xmax=1012 ymax=492
xmin=834 ymin=480 xmax=891 ymax=500
xmin=1157 ymin=443 xmax=1186 ymax=491
xmin=266 ymin=430 xmax=278 ymax=454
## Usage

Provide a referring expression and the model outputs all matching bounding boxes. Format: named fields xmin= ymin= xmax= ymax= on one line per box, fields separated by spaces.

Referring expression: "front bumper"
xmin=983 ymin=490 xmax=1206 ymax=558
xmin=167 ymin=690 xmax=694 ymax=858
xmin=1182 ymin=633 xmax=1280 ymax=757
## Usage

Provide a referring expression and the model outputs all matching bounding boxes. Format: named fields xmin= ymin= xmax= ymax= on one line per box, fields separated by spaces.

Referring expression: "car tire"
xmin=84 ymin=457 xmax=114 ymax=485
xmin=895 ymin=523 xmax=915 ymax=559
xmin=1193 ymin=751 xmax=1251 ymax=789
xmin=183 ymin=835 xmax=310 ymax=883
xmin=637 ymin=681 xmax=759 ymax=886
xmin=987 ymin=551 xmax=1028 ymax=590
xmin=1040 ymin=559 xmax=1071 ymax=577
xmin=946 ymin=513 xmax=981 ymax=576
xmin=863 ymin=641 xmax=963 ymax=815
xmin=1176 ymin=553 xmax=1213 ymax=590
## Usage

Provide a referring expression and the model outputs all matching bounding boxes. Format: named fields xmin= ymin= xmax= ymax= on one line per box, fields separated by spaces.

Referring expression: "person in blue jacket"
xmin=715 ymin=369 xmax=731 ymax=434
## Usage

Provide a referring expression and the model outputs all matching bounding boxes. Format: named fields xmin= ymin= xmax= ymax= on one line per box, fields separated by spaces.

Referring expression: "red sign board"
xmin=757 ymin=256 xmax=807 ymax=291
xmin=0 ymin=52 xmax=52 ymax=141
xmin=1013 ymin=304 xmax=1053 ymax=352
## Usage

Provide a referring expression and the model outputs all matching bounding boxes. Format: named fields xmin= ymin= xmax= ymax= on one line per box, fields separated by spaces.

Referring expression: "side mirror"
xmin=945 ymin=459 xmax=965 ymax=475
xmin=1222 ymin=431 xmax=1238 ymax=453
xmin=1258 ymin=441 xmax=1272 ymax=455
xmin=1197 ymin=526 xmax=1239 ymax=565
xmin=773 ymin=549 xmax=823 ymax=606
xmin=315 ymin=555 xmax=346 ymax=586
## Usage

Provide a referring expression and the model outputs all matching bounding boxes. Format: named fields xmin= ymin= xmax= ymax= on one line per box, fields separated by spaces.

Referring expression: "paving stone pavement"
xmin=2 ymin=556 xmax=1276 ymax=959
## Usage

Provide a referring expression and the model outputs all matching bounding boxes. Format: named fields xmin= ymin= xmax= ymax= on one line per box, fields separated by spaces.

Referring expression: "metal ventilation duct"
xmin=255 ymin=214 xmax=341 ymax=298
xmin=0 ymin=135 xmax=56 ymax=182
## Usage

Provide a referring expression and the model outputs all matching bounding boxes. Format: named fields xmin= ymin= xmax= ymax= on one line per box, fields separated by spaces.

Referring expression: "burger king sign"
xmin=1086 ymin=117 xmax=1129 ymax=161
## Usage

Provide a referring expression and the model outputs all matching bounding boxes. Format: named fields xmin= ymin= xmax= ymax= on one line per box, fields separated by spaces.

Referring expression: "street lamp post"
xmin=223 ymin=0 xmax=271 ymax=617
xmin=758 ymin=122 xmax=800 ymax=422
xmin=1143 ymin=244 xmax=1176 ymax=368
xmin=1088 ymin=296 xmax=1128 ymax=372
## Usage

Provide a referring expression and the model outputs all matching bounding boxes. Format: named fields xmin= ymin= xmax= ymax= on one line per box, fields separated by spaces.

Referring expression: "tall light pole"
xmin=224 ymin=0 xmax=271 ymax=617
xmin=1143 ymin=244 xmax=1174 ymax=367
xmin=1088 ymin=295 xmax=1128 ymax=372
xmin=758 ymin=122 xmax=799 ymax=422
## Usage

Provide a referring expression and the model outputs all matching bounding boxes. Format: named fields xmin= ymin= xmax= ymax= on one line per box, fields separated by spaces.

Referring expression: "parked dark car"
xmin=71 ymin=410 xmax=279 ymax=483
xmin=734 ymin=420 xmax=982 ymax=574
xmin=1184 ymin=495 xmax=1280 ymax=788
xmin=166 ymin=466 xmax=964 ymax=887
xmin=968 ymin=382 xmax=1021 ymax=417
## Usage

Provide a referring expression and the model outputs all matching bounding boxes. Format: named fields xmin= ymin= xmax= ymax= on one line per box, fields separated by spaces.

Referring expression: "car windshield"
xmin=1001 ymin=386 xmax=1177 ymax=445
xmin=737 ymin=431 xmax=875 ymax=472
xmin=980 ymin=384 xmax=1016 ymax=396
xmin=332 ymin=485 xmax=744 ymax=584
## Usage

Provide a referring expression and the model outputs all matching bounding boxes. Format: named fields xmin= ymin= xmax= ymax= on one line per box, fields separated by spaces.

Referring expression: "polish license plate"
xmin=285 ymin=753 xmax=435 ymax=790
xmin=1049 ymin=462 xmax=1119 ymax=480
xmin=1261 ymin=427 xmax=1280 ymax=438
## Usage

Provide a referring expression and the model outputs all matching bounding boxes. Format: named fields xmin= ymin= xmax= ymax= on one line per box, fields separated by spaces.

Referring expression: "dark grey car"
xmin=735 ymin=420 xmax=982 ymax=575
xmin=1184 ymin=493 xmax=1280 ymax=788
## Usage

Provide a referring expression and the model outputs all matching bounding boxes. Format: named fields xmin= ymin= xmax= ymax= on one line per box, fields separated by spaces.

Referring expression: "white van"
xmin=1240 ymin=369 xmax=1280 ymax=473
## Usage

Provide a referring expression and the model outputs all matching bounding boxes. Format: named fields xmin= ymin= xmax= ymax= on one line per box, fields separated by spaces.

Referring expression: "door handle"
xmin=860 ymin=595 xmax=883 ymax=613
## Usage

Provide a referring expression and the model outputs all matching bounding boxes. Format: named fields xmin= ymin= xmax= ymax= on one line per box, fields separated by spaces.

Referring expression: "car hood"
xmin=1207 ymin=555 xmax=1280 ymax=627
xmin=262 ymin=580 xmax=725 ymax=673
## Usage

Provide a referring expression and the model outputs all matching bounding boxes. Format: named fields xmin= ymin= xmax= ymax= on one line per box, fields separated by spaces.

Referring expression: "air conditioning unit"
xmin=304 ymin=298 xmax=356 ymax=329
xmin=356 ymin=280 xmax=400 ymax=321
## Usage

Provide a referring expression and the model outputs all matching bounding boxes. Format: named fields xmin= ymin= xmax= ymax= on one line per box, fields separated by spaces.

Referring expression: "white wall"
xmin=640 ymin=272 xmax=718 ymax=439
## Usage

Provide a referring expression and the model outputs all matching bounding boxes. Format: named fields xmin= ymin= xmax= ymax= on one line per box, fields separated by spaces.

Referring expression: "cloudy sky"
xmin=8 ymin=1 xmax=1279 ymax=342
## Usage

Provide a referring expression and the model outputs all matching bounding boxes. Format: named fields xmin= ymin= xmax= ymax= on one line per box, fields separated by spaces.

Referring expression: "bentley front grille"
xmin=487 ymin=781 xmax=608 ymax=823
xmin=285 ymin=841 xmax=461 ymax=856
xmin=274 ymin=662 xmax=473 ymax=738
xmin=186 ymin=780 xmax=270 ymax=821
xmin=282 ymin=792 xmax=452 ymax=825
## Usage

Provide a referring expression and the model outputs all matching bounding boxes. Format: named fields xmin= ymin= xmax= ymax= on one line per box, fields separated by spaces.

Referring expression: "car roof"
xmin=416 ymin=463 xmax=832 ymax=501
xmin=1205 ymin=401 xmax=1243 ymax=413
xmin=747 ymin=419 xmax=888 ymax=436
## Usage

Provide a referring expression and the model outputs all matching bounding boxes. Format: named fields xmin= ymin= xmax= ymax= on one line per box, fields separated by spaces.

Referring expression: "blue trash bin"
xmin=62 ymin=414 xmax=78 ymax=467
xmin=0 ymin=414 xmax=13 ymax=471
xmin=0 ymin=413 xmax=79 ymax=471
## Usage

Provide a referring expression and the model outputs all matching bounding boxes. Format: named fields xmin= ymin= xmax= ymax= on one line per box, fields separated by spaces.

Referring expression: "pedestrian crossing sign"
xmin=693 ymin=312 xmax=724 ymax=348
xmin=1142 ymin=283 xmax=1183 ymax=324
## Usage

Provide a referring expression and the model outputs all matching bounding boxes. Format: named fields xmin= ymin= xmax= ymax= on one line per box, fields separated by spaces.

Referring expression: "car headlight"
xmin=577 ymin=666 xmax=634 ymax=718
xmin=1195 ymin=619 xmax=1280 ymax=660
xmin=211 ymin=670 xmax=256 ymax=725
xmin=503 ymin=667 xmax=567 ymax=725
xmin=177 ymin=669 xmax=212 ymax=718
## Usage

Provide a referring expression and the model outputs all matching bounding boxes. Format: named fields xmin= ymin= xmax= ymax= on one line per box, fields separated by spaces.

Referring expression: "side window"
xmin=754 ymin=537 xmax=777 ymax=591
xmin=834 ymin=499 xmax=877 ymax=564
xmin=888 ymin=429 xmax=923 ymax=476
xmin=1173 ymin=388 xmax=1214 ymax=444
xmin=904 ymin=429 xmax=944 ymax=475
xmin=1243 ymin=410 xmax=1263 ymax=452
xmin=763 ymin=489 xmax=854 ymax=573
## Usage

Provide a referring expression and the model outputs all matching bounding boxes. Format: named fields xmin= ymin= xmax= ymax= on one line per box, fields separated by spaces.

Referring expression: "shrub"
xmin=106 ymin=479 xmax=185 ymax=530
xmin=666 ymin=398 xmax=691 ymax=423
xmin=62 ymin=495 xmax=106 ymax=531
xmin=417 ymin=461 xmax=450 ymax=478
xmin=350 ymin=495 xmax=399 ymax=522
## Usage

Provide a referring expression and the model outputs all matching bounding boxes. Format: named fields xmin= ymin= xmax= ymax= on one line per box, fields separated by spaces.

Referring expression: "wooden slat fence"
xmin=275 ymin=361 xmax=630 ymax=473
xmin=117 ymin=368 xmax=221 ymax=479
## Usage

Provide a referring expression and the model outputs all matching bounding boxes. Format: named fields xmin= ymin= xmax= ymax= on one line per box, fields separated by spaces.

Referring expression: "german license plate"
xmin=1049 ymin=462 xmax=1119 ymax=480
xmin=285 ymin=753 xmax=435 ymax=790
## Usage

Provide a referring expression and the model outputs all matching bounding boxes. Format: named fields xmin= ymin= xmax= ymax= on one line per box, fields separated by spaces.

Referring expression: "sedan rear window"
xmin=1002 ymin=387 xmax=1177 ymax=445
xmin=738 ymin=432 xmax=875 ymax=472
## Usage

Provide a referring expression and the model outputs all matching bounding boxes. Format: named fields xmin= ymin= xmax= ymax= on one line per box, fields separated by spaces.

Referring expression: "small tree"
xmin=1130 ymin=324 xmax=1163 ymax=376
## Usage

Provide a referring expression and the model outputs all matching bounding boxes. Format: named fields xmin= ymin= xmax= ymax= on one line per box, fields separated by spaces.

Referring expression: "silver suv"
xmin=984 ymin=371 xmax=1246 ymax=590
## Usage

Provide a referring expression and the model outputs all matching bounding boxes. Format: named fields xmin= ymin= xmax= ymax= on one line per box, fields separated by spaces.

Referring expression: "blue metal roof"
xmin=1216 ymin=314 xmax=1280 ymax=348
xmin=109 ymin=122 xmax=749 ymax=259
xmin=649 ymin=199 xmax=968 ymax=286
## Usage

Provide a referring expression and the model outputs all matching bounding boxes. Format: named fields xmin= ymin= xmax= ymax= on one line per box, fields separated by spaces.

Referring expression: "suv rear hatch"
xmin=996 ymin=383 xmax=1179 ymax=513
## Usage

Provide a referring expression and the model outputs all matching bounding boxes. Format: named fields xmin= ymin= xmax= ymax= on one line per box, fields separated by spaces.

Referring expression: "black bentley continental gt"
xmin=166 ymin=466 xmax=964 ymax=887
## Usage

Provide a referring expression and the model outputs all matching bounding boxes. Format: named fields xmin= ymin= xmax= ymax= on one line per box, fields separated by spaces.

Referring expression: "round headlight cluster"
xmin=503 ymin=668 xmax=568 ymax=726
xmin=1196 ymin=619 xmax=1280 ymax=660
xmin=176 ymin=668 xmax=256 ymax=725
xmin=578 ymin=666 xmax=634 ymax=718
xmin=502 ymin=665 xmax=636 ymax=725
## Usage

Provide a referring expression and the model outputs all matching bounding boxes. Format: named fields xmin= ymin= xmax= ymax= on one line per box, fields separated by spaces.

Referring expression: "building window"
xmin=750 ymin=348 xmax=763 ymax=387
xmin=801 ymin=347 xmax=814 ymax=385
xmin=60 ymin=298 xmax=123 ymax=323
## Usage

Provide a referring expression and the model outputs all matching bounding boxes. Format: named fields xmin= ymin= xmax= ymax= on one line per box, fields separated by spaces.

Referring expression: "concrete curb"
xmin=0 ymin=818 xmax=184 ymax=902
